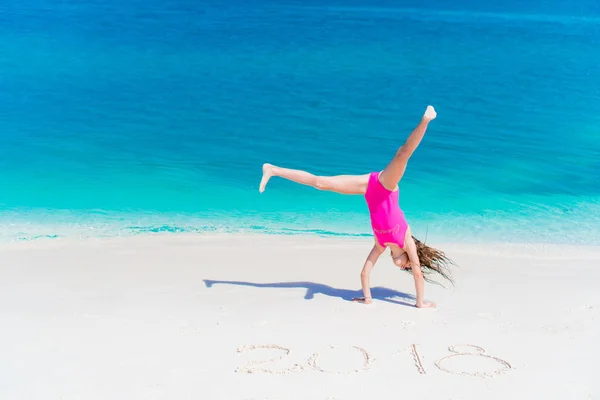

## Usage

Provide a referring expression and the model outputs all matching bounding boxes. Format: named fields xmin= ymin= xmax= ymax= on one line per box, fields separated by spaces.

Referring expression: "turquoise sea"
xmin=1 ymin=0 xmax=599 ymax=244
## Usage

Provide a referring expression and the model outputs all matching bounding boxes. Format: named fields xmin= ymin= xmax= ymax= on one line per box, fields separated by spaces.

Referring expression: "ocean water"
xmin=1 ymin=0 xmax=599 ymax=244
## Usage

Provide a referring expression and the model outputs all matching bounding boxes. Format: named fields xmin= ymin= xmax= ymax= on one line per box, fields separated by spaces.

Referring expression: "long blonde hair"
xmin=407 ymin=236 xmax=455 ymax=286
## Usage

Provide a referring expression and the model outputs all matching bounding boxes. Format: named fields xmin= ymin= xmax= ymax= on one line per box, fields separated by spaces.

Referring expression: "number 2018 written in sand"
xmin=235 ymin=344 xmax=512 ymax=378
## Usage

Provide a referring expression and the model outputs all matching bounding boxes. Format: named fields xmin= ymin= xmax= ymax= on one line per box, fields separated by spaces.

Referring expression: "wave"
xmin=278 ymin=4 xmax=600 ymax=25
xmin=1 ymin=201 xmax=599 ymax=245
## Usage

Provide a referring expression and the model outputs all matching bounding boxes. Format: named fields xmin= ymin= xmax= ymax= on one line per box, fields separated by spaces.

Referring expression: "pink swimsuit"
xmin=364 ymin=171 xmax=408 ymax=248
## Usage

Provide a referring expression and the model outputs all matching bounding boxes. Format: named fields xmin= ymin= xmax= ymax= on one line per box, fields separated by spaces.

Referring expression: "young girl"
xmin=259 ymin=105 xmax=454 ymax=309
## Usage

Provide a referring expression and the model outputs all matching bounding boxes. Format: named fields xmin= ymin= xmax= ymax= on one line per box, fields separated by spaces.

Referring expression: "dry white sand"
xmin=1 ymin=234 xmax=599 ymax=400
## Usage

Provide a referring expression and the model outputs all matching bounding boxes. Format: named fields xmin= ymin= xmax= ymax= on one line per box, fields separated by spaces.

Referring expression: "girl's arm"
xmin=403 ymin=235 xmax=436 ymax=308
xmin=352 ymin=243 xmax=385 ymax=304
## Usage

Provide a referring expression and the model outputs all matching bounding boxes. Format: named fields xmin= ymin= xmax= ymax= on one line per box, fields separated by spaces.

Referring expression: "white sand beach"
xmin=1 ymin=234 xmax=599 ymax=400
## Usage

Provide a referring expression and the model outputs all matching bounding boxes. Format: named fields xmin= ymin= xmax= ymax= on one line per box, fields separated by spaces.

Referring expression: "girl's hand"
xmin=352 ymin=297 xmax=372 ymax=304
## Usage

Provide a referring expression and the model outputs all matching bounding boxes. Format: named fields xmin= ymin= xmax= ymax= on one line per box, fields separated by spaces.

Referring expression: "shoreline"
xmin=2 ymin=231 xmax=600 ymax=260
xmin=2 ymin=202 xmax=600 ymax=247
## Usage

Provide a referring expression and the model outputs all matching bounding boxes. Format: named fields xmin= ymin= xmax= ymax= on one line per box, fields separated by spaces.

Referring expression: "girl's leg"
xmin=378 ymin=106 xmax=437 ymax=191
xmin=259 ymin=163 xmax=369 ymax=195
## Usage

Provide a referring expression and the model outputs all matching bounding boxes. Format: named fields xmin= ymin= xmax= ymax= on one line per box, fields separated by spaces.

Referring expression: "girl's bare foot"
xmin=423 ymin=105 xmax=437 ymax=121
xmin=259 ymin=163 xmax=275 ymax=193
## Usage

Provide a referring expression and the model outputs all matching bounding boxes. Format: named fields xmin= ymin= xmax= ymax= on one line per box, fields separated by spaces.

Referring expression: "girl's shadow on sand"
xmin=203 ymin=280 xmax=416 ymax=307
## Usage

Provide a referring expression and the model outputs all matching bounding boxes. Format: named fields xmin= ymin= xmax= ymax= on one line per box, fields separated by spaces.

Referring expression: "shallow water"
xmin=1 ymin=0 xmax=599 ymax=244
